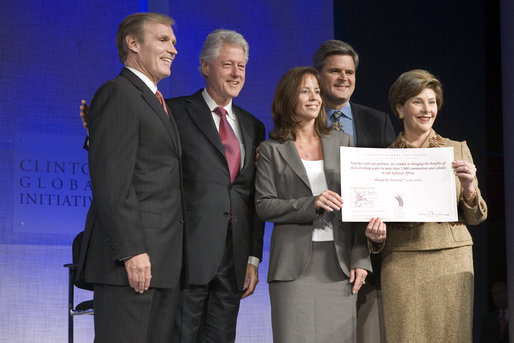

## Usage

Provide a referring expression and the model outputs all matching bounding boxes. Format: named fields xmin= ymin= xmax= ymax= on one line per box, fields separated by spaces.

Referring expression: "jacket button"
xmin=179 ymin=219 xmax=184 ymax=224
xmin=223 ymin=211 xmax=229 ymax=217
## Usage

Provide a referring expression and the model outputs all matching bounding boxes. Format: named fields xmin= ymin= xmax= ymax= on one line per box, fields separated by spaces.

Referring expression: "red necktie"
xmin=214 ymin=107 xmax=241 ymax=182
xmin=155 ymin=90 xmax=169 ymax=116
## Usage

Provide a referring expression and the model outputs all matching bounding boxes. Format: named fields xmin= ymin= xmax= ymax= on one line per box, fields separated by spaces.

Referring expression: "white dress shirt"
xmin=126 ymin=66 xmax=158 ymax=94
xmin=302 ymin=159 xmax=334 ymax=241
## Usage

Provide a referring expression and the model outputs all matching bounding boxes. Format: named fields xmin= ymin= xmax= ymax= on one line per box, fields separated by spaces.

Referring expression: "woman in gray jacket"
xmin=256 ymin=66 xmax=385 ymax=343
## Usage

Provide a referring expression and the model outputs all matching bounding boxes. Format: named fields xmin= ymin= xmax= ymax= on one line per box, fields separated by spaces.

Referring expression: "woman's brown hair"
xmin=270 ymin=66 xmax=331 ymax=141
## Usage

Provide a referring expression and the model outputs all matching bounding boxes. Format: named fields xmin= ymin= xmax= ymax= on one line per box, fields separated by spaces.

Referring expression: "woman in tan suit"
xmin=366 ymin=69 xmax=488 ymax=342
xmin=256 ymin=66 xmax=385 ymax=343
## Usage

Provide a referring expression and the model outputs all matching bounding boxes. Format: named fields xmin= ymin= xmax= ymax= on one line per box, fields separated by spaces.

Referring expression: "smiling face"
xmin=294 ymin=74 xmax=322 ymax=123
xmin=319 ymin=54 xmax=356 ymax=109
xmin=201 ymin=44 xmax=246 ymax=107
xmin=126 ymin=21 xmax=177 ymax=85
xmin=397 ymin=88 xmax=438 ymax=139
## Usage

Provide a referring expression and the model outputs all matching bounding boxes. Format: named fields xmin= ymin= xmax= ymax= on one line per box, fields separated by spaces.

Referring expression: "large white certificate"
xmin=340 ymin=147 xmax=457 ymax=222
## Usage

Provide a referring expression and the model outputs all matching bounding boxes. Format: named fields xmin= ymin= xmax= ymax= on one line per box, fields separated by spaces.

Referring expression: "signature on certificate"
xmin=352 ymin=187 xmax=377 ymax=208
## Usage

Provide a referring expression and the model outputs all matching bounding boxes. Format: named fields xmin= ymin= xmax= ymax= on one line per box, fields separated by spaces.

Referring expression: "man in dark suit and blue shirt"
xmin=78 ymin=13 xmax=184 ymax=343
xmin=167 ymin=30 xmax=265 ymax=343
xmin=313 ymin=40 xmax=396 ymax=343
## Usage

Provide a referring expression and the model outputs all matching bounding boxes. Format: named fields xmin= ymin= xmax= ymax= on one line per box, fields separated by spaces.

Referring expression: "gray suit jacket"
xmin=255 ymin=131 xmax=371 ymax=282
xmin=79 ymin=68 xmax=184 ymax=289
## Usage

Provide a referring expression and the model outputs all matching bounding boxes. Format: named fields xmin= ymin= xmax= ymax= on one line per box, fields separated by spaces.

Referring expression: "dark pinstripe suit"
xmin=79 ymin=68 xmax=184 ymax=342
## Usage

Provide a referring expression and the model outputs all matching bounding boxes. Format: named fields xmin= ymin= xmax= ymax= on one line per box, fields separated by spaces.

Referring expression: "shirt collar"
xmin=125 ymin=66 xmax=158 ymax=94
xmin=327 ymin=102 xmax=353 ymax=120
xmin=201 ymin=89 xmax=236 ymax=120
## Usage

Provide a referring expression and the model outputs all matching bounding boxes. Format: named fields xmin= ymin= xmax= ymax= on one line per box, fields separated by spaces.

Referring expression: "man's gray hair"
xmin=312 ymin=40 xmax=359 ymax=71
xmin=199 ymin=29 xmax=249 ymax=76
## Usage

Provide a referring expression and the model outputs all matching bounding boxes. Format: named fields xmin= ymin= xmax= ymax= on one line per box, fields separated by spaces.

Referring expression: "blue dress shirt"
xmin=326 ymin=103 xmax=356 ymax=144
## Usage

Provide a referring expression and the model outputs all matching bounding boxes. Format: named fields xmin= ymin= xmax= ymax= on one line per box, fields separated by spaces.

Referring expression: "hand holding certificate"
xmin=340 ymin=147 xmax=457 ymax=222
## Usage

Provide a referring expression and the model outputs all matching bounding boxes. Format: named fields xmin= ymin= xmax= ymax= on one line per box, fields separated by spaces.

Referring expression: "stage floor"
xmin=0 ymin=244 xmax=272 ymax=342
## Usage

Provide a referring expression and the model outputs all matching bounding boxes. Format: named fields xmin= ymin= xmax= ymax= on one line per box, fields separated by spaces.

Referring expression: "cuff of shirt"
xmin=247 ymin=256 xmax=260 ymax=267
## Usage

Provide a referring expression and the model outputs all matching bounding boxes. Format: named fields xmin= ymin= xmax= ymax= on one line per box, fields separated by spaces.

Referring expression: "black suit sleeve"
xmin=382 ymin=113 xmax=396 ymax=147
xmin=88 ymin=83 xmax=146 ymax=261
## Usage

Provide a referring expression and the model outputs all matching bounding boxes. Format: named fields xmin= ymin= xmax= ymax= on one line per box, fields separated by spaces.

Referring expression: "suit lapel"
xmin=120 ymin=68 xmax=180 ymax=153
xmin=276 ymin=134 xmax=345 ymax=194
xmin=276 ymin=140 xmax=311 ymax=190
xmin=234 ymin=106 xmax=254 ymax=175
xmin=350 ymin=102 xmax=364 ymax=147
xmin=321 ymin=134 xmax=341 ymax=192
xmin=183 ymin=91 xmax=226 ymax=159
xmin=167 ymin=107 xmax=182 ymax=156
xmin=351 ymin=102 xmax=377 ymax=148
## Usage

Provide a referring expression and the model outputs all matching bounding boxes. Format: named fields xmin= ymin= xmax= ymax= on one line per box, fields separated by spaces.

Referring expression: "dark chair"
xmin=63 ymin=231 xmax=94 ymax=343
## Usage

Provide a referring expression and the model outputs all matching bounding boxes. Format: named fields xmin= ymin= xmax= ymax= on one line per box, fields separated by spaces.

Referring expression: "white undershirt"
xmin=301 ymin=159 xmax=334 ymax=241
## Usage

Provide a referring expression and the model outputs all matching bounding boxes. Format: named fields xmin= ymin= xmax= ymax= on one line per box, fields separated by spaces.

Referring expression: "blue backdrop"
xmin=0 ymin=0 xmax=333 ymax=246
xmin=4 ymin=1 xmax=509 ymax=342
xmin=0 ymin=1 xmax=333 ymax=341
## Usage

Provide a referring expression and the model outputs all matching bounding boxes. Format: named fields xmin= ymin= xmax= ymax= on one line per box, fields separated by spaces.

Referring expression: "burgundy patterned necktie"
xmin=155 ymin=90 xmax=169 ymax=116
xmin=214 ymin=106 xmax=241 ymax=182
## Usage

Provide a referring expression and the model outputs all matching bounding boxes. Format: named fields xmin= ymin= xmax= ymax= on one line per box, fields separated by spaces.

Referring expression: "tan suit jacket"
xmin=255 ymin=131 xmax=371 ymax=282
xmin=383 ymin=129 xmax=487 ymax=252
xmin=378 ymin=130 xmax=487 ymax=343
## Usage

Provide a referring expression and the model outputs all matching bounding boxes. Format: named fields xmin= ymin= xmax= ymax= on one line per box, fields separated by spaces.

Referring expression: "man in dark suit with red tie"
xmin=313 ymin=40 xmax=396 ymax=343
xmin=78 ymin=13 xmax=184 ymax=343
xmin=167 ymin=30 xmax=265 ymax=343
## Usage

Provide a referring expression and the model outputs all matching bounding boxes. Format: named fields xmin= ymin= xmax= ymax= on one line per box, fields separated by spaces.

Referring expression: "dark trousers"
xmin=94 ymin=283 xmax=180 ymax=343
xmin=173 ymin=227 xmax=243 ymax=343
